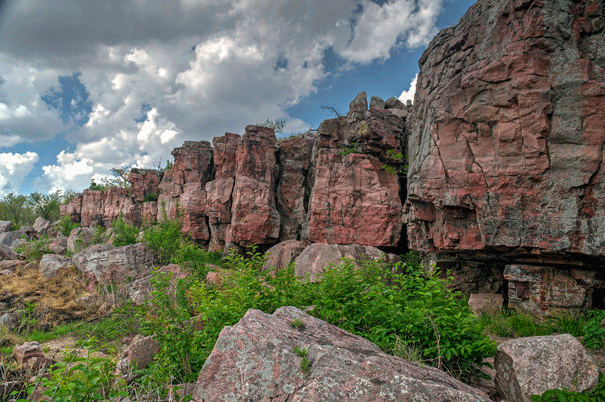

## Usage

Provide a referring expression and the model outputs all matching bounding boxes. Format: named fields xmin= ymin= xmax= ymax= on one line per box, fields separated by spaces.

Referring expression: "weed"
xmin=291 ymin=319 xmax=303 ymax=329
xmin=15 ymin=236 xmax=50 ymax=261
xmin=300 ymin=356 xmax=311 ymax=373
xmin=293 ymin=345 xmax=308 ymax=358
xmin=339 ymin=142 xmax=359 ymax=156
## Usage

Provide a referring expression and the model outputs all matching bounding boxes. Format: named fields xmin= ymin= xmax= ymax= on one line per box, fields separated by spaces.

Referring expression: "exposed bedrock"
xmin=61 ymin=98 xmax=409 ymax=251
xmin=406 ymin=0 xmax=605 ymax=258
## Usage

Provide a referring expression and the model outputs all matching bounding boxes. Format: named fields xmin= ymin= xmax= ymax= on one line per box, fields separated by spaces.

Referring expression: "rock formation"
xmin=62 ymin=100 xmax=409 ymax=252
xmin=193 ymin=306 xmax=492 ymax=402
xmin=405 ymin=0 xmax=605 ymax=314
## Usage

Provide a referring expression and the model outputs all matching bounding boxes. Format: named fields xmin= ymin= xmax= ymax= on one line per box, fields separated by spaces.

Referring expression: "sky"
xmin=0 ymin=0 xmax=476 ymax=196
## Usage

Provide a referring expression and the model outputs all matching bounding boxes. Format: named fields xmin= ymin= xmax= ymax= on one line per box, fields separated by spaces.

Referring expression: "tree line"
xmin=0 ymin=191 xmax=75 ymax=228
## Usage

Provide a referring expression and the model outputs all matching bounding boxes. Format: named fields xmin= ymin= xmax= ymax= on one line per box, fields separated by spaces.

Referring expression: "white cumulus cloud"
xmin=0 ymin=152 xmax=39 ymax=196
xmin=398 ymin=73 xmax=418 ymax=104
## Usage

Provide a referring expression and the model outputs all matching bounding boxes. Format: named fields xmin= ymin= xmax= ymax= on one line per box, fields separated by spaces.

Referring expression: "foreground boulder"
xmin=39 ymin=254 xmax=74 ymax=278
xmin=193 ymin=306 xmax=492 ymax=402
xmin=495 ymin=334 xmax=599 ymax=402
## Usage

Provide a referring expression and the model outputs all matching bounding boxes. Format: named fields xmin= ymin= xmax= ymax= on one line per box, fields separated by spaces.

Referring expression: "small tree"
xmin=257 ymin=118 xmax=286 ymax=134
xmin=0 ymin=193 xmax=36 ymax=227
xmin=27 ymin=191 xmax=62 ymax=222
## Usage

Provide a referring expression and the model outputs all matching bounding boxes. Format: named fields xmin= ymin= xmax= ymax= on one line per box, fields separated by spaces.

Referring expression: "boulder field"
xmin=60 ymin=0 xmax=605 ymax=318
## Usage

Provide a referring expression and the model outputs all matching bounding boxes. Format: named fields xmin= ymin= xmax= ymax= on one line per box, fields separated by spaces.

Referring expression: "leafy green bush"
xmin=137 ymin=248 xmax=494 ymax=386
xmin=19 ymin=348 xmax=128 ymax=402
xmin=143 ymin=207 xmax=184 ymax=266
xmin=58 ymin=215 xmax=81 ymax=237
xmin=112 ymin=213 xmax=139 ymax=247
xmin=531 ymin=373 xmax=605 ymax=401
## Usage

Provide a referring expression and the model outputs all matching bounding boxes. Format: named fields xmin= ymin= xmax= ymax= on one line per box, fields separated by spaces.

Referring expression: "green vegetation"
xmin=15 ymin=235 xmax=50 ymax=261
xmin=257 ymin=118 xmax=286 ymax=134
xmin=531 ymin=373 xmax=605 ymax=401
xmin=133 ymin=241 xmax=494 ymax=385
xmin=293 ymin=346 xmax=311 ymax=373
xmin=111 ymin=213 xmax=140 ymax=247
xmin=89 ymin=167 xmax=132 ymax=191
xmin=339 ymin=142 xmax=359 ymax=156
xmin=479 ymin=308 xmax=605 ymax=350
xmin=381 ymin=148 xmax=407 ymax=175
xmin=58 ymin=214 xmax=81 ymax=237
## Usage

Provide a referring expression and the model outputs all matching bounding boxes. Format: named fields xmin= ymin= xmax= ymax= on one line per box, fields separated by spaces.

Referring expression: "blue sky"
xmin=0 ymin=0 xmax=476 ymax=196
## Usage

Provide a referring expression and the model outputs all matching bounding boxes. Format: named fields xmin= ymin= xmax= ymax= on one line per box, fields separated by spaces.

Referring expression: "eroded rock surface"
xmin=193 ymin=306 xmax=492 ymax=402
xmin=406 ymin=0 xmax=605 ymax=260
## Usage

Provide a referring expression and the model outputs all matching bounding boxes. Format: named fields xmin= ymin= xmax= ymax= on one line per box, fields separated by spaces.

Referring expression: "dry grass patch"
xmin=0 ymin=263 xmax=94 ymax=326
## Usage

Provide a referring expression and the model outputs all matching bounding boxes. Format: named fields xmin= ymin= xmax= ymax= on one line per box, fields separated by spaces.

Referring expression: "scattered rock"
xmin=0 ymin=221 xmax=13 ymax=233
xmin=169 ymin=383 xmax=196 ymax=402
xmin=0 ymin=245 xmax=18 ymax=261
xmin=116 ymin=335 xmax=161 ymax=379
xmin=193 ymin=306 xmax=492 ymax=402
xmin=39 ymin=254 xmax=74 ymax=278
xmin=263 ymin=240 xmax=307 ymax=272
xmin=9 ymin=238 xmax=28 ymax=250
xmin=0 ymin=231 xmax=22 ymax=247
xmin=67 ymin=226 xmax=103 ymax=253
xmin=294 ymin=243 xmax=400 ymax=281
xmin=495 ymin=334 xmax=599 ymax=402
xmin=47 ymin=235 xmax=68 ymax=254
xmin=0 ymin=313 xmax=19 ymax=331
xmin=13 ymin=341 xmax=44 ymax=365
xmin=369 ymin=95 xmax=385 ymax=110
xmin=33 ymin=217 xmax=55 ymax=237
xmin=0 ymin=260 xmax=34 ymax=272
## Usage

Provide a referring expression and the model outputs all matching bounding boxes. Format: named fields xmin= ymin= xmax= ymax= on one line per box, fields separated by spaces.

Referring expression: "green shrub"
xmin=143 ymin=208 xmax=184 ymax=266
xmin=138 ymin=248 xmax=494 ymax=385
xmin=143 ymin=193 xmax=158 ymax=202
xmin=58 ymin=215 xmax=81 ymax=237
xmin=19 ymin=348 xmax=128 ymax=402
xmin=111 ymin=213 xmax=139 ymax=247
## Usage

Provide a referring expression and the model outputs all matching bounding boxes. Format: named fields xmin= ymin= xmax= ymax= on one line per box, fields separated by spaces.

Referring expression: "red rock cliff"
xmin=406 ymin=0 xmax=605 ymax=263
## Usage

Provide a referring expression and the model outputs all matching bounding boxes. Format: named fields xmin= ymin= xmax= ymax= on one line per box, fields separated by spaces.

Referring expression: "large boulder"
xmin=67 ymin=226 xmax=99 ymax=253
xmin=32 ymin=217 xmax=55 ymax=237
xmin=39 ymin=254 xmax=74 ymax=278
xmin=72 ymin=243 xmax=156 ymax=290
xmin=193 ymin=306 xmax=492 ymax=402
xmin=406 ymin=0 xmax=605 ymax=263
xmin=294 ymin=243 xmax=400 ymax=281
xmin=495 ymin=334 xmax=599 ymax=402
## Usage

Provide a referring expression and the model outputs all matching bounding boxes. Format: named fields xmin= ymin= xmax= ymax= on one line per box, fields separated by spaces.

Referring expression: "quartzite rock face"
xmin=206 ymin=133 xmax=240 ymax=251
xmin=226 ymin=126 xmax=281 ymax=246
xmin=276 ymin=134 xmax=315 ymax=241
xmin=406 ymin=0 xmax=605 ymax=260
xmin=306 ymin=106 xmax=407 ymax=247
xmin=61 ymin=97 xmax=408 ymax=251
xmin=193 ymin=306 xmax=492 ymax=402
